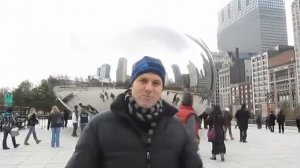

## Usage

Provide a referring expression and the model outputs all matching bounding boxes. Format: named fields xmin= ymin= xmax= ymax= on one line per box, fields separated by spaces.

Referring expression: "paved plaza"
xmin=0 ymin=121 xmax=299 ymax=168
xmin=1 ymin=88 xmax=299 ymax=167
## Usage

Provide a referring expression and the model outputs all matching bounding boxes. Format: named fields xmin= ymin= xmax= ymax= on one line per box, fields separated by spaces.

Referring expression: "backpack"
xmin=176 ymin=110 xmax=200 ymax=144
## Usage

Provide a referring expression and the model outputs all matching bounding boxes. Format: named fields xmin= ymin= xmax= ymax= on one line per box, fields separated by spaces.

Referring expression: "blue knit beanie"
xmin=131 ymin=56 xmax=166 ymax=86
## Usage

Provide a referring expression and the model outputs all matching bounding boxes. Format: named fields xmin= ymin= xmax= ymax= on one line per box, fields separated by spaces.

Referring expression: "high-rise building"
xmin=116 ymin=57 xmax=127 ymax=83
xmin=217 ymin=0 xmax=288 ymax=53
xmin=99 ymin=64 xmax=111 ymax=79
xmin=171 ymin=64 xmax=182 ymax=84
xmin=292 ymin=0 xmax=300 ymax=103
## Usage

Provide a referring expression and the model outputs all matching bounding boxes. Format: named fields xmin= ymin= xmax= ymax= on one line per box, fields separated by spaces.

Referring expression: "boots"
xmin=36 ymin=140 xmax=42 ymax=144
xmin=220 ymin=153 xmax=225 ymax=162
xmin=24 ymin=141 xmax=30 ymax=145
xmin=14 ymin=144 xmax=20 ymax=148
xmin=210 ymin=154 xmax=216 ymax=160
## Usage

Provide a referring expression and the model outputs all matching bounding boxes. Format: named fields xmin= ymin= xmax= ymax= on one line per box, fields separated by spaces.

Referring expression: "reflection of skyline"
xmin=116 ymin=57 xmax=127 ymax=83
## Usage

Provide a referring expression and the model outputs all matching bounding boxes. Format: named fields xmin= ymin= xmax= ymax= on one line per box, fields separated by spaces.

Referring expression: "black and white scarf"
xmin=125 ymin=90 xmax=164 ymax=149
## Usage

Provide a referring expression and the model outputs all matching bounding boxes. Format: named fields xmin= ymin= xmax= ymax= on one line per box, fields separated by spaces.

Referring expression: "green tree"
xmin=12 ymin=80 xmax=33 ymax=107
xmin=31 ymin=79 xmax=57 ymax=112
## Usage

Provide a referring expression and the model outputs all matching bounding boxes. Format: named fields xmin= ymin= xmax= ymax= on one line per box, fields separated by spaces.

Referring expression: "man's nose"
xmin=145 ymin=82 xmax=153 ymax=92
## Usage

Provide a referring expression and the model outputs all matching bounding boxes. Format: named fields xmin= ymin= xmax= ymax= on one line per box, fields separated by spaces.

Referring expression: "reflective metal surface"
xmin=111 ymin=25 xmax=216 ymax=111
xmin=54 ymin=25 xmax=216 ymax=114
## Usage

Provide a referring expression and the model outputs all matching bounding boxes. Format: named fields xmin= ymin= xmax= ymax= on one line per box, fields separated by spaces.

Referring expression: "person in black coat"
xmin=24 ymin=107 xmax=41 ymax=145
xmin=63 ymin=109 xmax=70 ymax=127
xmin=199 ymin=111 xmax=209 ymax=129
xmin=296 ymin=115 xmax=300 ymax=133
xmin=269 ymin=111 xmax=276 ymax=132
xmin=65 ymin=56 xmax=203 ymax=168
xmin=207 ymin=105 xmax=226 ymax=161
xmin=256 ymin=115 xmax=262 ymax=129
xmin=276 ymin=110 xmax=285 ymax=133
xmin=235 ymin=104 xmax=250 ymax=143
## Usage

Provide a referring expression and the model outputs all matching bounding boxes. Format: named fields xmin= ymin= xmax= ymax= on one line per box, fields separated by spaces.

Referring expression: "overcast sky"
xmin=0 ymin=0 xmax=295 ymax=89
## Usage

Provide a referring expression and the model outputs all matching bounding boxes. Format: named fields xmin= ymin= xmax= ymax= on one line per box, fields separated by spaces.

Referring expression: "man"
xmin=63 ymin=109 xmax=70 ymax=127
xmin=276 ymin=110 xmax=285 ymax=134
xmin=223 ymin=107 xmax=234 ymax=140
xmin=176 ymin=92 xmax=200 ymax=145
xmin=256 ymin=115 xmax=262 ymax=129
xmin=235 ymin=104 xmax=250 ymax=143
xmin=71 ymin=105 xmax=79 ymax=137
xmin=269 ymin=111 xmax=276 ymax=133
xmin=199 ymin=111 xmax=209 ymax=129
xmin=79 ymin=107 xmax=89 ymax=133
xmin=296 ymin=115 xmax=300 ymax=133
xmin=66 ymin=56 xmax=203 ymax=168
xmin=1 ymin=107 xmax=20 ymax=150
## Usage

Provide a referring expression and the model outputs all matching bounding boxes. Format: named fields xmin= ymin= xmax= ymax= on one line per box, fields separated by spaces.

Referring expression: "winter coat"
xmin=27 ymin=113 xmax=39 ymax=126
xmin=0 ymin=112 xmax=16 ymax=130
xmin=207 ymin=111 xmax=226 ymax=155
xmin=269 ymin=113 xmax=276 ymax=126
xmin=66 ymin=93 xmax=203 ymax=168
xmin=72 ymin=111 xmax=79 ymax=123
xmin=235 ymin=108 xmax=250 ymax=128
xmin=276 ymin=112 xmax=285 ymax=124
xmin=223 ymin=111 xmax=232 ymax=126
xmin=176 ymin=105 xmax=200 ymax=144
xmin=47 ymin=112 xmax=64 ymax=129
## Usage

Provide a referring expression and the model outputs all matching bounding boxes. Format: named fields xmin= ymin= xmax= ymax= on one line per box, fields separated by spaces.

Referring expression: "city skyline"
xmin=0 ymin=0 xmax=295 ymax=88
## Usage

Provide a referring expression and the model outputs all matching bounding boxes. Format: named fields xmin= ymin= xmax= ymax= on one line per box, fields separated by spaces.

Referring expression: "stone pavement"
xmin=1 ymin=121 xmax=299 ymax=168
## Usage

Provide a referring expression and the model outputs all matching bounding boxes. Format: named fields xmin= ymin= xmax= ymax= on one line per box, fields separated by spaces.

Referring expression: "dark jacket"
xmin=0 ymin=112 xmax=16 ymax=130
xmin=235 ymin=108 xmax=250 ymax=128
xmin=223 ymin=111 xmax=232 ymax=126
xmin=66 ymin=93 xmax=203 ymax=168
xmin=276 ymin=112 xmax=285 ymax=124
xmin=207 ymin=110 xmax=226 ymax=154
xmin=269 ymin=113 xmax=276 ymax=126
xmin=27 ymin=113 xmax=39 ymax=126
xmin=47 ymin=112 xmax=64 ymax=129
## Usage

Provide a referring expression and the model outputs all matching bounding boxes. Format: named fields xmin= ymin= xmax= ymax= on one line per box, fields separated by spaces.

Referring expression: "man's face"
xmin=132 ymin=72 xmax=163 ymax=109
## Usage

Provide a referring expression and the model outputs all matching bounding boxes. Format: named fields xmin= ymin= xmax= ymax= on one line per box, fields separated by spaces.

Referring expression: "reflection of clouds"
xmin=107 ymin=24 xmax=208 ymax=81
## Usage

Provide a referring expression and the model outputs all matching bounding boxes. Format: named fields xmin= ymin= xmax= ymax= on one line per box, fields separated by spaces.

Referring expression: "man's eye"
xmin=140 ymin=79 xmax=148 ymax=83
xmin=153 ymin=81 xmax=161 ymax=86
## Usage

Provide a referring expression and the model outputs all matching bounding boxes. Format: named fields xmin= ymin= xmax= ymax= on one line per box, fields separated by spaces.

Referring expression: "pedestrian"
xmin=71 ymin=105 xmax=79 ymax=137
xmin=265 ymin=115 xmax=270 ymax=130
xmin=175 ymin=97 xmax=180 ymax=106
xmin=110 ymin=93 xmax=115 ymax=100
xmin=199 ymin=111 xmax=209 ymax=129
xmin=100 ymin=94 xmax=105 ymax=102
xmin=86 ymin=104 xmax=98 ymax=118
xmin=256 ymin=115 xmax=262 ymax=129
xmin=66 ymin=56 xmax=203 ymax=168
xmin=176 ymin=92 xmax=200 ymax=145
xmin=269 ymin=111 xmax=276 ymax=132
xmin=172 ymin=93 xmax=177 ymax=104
xmin=276 ymin=110 xmax=285 ymax=133
xmin=223 ymin=107 xmax=234 ymax=140
xmin=47 ymin=106 xmax=64 ymax=147
xmin=296 ymin=115 xmax=300 ymax=133
xmin=24 ymin=107 xmax=42 ymax=145
xmin=79 ymin=107 xmax=89 ymax=133
xmin=63 ymin=109 xmax=70 ymax=127
xmin=235 ymin=104 xmax=250 ymax=143
xmin=207 ymin=105 xmax=226 ymax=161
xmin=0 ymin=107 xmax=20 ymax=150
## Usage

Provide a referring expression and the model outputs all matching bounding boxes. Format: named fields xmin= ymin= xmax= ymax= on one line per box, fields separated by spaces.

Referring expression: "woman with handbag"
xmin=207 ymin=105 xmax=226 ymax=161
xmin=0 ymin=107 xmax=20 ymax=150
xmin=24 ymin=107 xmax=42 ymax=145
